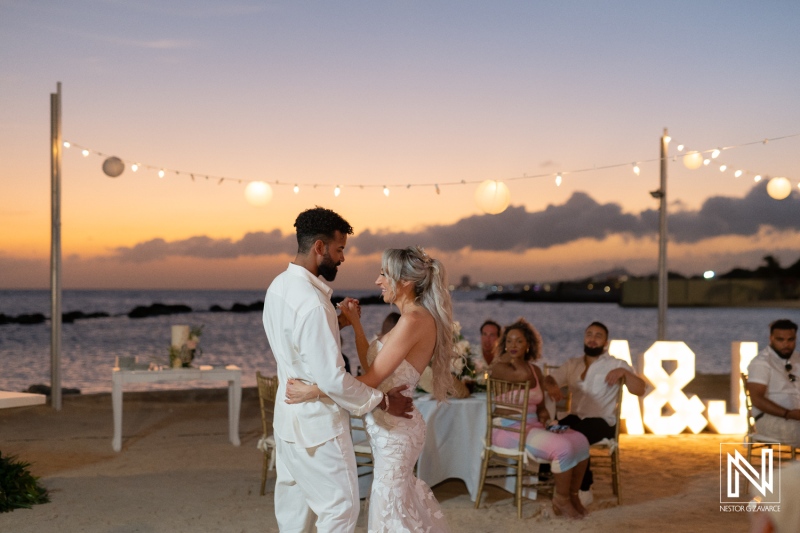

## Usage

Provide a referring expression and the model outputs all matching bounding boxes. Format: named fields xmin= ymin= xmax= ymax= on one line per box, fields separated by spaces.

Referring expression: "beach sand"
xmin=1 ymin=376 xmax=752 ymax=532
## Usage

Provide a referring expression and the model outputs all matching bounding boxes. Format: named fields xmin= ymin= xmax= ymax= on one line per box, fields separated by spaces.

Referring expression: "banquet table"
xmin=415 ymin=392 xmax=487 ymax=501
xmin=0 ymin=391 xmax=46 ymax=409
xmin=415 ymin=392 xmax=539 ymax=501
xmin=111 ymin=366 xmax=242 ymax=452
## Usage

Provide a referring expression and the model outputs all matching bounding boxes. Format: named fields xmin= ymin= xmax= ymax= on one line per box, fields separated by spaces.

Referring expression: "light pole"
xmin=650 ymin=128 xmax=670 ymax=340
xmin=50 ymin=82 xmax=62 ymax=410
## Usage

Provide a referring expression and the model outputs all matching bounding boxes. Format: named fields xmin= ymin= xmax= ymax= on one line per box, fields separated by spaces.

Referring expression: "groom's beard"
xmin=318 ymin=252 xmax=340 ymax=282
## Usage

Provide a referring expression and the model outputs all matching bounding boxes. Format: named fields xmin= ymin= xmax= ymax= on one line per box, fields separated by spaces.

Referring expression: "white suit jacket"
xmin=263 ymin=263 xmax=383 ymax=448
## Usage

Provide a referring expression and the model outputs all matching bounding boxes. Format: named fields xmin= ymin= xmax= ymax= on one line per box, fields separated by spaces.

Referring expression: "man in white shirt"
xmin=746 ymin=319 xmax=800 ymax=447
xmin=543 ymin=321 xmax=645 ymax=501
xmin=263 ymin=207 xmax=412 ymax=533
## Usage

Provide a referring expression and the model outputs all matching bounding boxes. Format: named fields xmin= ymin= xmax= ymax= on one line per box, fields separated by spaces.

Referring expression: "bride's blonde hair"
xmin=382 ymin=246 xmax=454 ymax=402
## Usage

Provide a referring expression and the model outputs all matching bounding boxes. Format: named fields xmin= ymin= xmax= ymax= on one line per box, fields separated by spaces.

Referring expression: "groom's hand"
xmin=385 ymin=385 xmax=414 ymax=418
xmin=336 ymin=298 xmax=361 ymax=328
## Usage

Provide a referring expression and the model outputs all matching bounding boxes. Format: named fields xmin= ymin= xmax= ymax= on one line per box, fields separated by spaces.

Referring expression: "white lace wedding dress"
xmin=363 ymin=340 xmax=450 ymax=533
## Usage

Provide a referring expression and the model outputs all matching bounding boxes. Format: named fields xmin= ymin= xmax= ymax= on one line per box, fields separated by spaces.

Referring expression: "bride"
xmin=286 ymin=246 xmax=453 ymax=533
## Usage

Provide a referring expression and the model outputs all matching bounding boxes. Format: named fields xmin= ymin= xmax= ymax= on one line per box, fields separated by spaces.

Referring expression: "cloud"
xmin=666 ymin=182 xmax=800 ymax=242
xmin=352 ymin=181 xmax=800 ymax=253
xmin=113 ymin=230 xmax=294 ymax=262
xmin=108 ymin=182 xmax=800 ymax=262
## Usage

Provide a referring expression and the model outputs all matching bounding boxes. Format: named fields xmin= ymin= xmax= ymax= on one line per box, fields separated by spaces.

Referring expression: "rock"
xmin=127 ymin=303 xmax=192 ymax=319
xmin=26 ymin=384 xmax=81 ymax=396
xmin=62 ymin=311 xmax=110 ymax=323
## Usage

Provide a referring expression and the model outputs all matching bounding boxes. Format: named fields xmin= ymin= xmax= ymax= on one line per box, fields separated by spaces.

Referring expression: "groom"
xmin=263 ymin=206 xmax=412 ymax=532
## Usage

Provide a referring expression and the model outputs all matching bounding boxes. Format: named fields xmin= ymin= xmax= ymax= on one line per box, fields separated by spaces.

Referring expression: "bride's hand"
xmin=285 ymin=378 xmax=321 ymax=404
xmin=338 ymin=299 xmax=361 ymax=326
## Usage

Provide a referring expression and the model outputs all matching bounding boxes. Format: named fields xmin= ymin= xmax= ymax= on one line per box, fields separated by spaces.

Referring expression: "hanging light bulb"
xmin=632 ymin=164 xmax=640 ymax=176
xmin=677 ymin=144 xmax=685 ymax=152
xmin=474 ymin=180 xmax=510 ymax=214
xmin=244 ymin=181 xmax=273 ymax=206
xmin=719 ymin=165 xmax=727 ymax=172
xmin=555 ymin=173 xmax=562 ymax=186
xmin=158 ymin=169 xmax=165 ymax=178
xmin=334 ymin=185 xmax=341 ymax=197
xmin=766 ymin=177 xmax=792 ymax=200
xmin=293 ymin=184 xmax=299 ymax=194
xmin=664 ymin=136 xmax=671 ymax=143
xmin=754 ymin=175 xmax=762 ymax=182
xmin=683 ymin=151 xmax=703 ymax=169
xmin=383 ymin=186 xmax=390 ymax=197
xmin=703 ymin=159 xmax=711 ymax=166
xmin=63 ymin=141 xmax=71 ymax=148
xmin=81 ymin=149 xmax=90 ymax=157
xmin=711 ymin=149 xmax=721 ymax=159
xmin=734 ymin=170 xmax=743 ymax=178
xmin=131 ymin=163 xmax=139 ymax=172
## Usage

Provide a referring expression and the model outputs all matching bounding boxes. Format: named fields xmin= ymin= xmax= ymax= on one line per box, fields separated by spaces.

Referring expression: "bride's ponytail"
xmin=382 ymin=247 xmax=454 ymax=401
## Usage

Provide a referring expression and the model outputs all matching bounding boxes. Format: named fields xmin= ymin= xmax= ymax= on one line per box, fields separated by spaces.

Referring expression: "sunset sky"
xmin=2 ymin=1 xmax=799 ymax=290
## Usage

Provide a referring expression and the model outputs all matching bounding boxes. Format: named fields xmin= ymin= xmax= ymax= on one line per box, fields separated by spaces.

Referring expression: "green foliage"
xmin=0 ymin=451 xmax=50 ymax=513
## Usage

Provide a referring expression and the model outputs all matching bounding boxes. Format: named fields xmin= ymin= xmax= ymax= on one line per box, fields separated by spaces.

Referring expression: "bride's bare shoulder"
xmin=397 ymin=307 xmax=435 ymax=330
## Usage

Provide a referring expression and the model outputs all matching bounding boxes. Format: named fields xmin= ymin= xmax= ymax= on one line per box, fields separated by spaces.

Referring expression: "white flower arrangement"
xmin=451 ymin=321 xmax=487 ymax=382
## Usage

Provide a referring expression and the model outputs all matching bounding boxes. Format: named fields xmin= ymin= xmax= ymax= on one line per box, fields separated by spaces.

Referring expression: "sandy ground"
xmin=0 ymin=378 xmax=754 ymax=533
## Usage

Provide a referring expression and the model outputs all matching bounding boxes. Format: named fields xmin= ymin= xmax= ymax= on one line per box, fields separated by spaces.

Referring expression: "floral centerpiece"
xmin=451 ymin=321 xmax=487 ymax=392
xmin=169 ymin=325 xmax=203 ymax=368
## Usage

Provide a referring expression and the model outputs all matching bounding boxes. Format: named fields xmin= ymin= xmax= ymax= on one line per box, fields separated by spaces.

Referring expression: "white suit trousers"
xmin=274 ymin=433 xmax=360 ymax=533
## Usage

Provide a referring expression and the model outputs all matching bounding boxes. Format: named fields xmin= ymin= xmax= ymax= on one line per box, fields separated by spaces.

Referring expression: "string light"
xmin=61 ymin=133 xmax=799 ymax=205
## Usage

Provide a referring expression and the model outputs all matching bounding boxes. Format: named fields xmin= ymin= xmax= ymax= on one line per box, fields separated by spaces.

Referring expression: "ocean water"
xmin=0 ymin=289 xmax=792 ymax=394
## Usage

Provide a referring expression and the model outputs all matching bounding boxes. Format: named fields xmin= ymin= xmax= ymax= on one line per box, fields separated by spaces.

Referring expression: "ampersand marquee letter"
xmin=642 ymin=341 xmax=707 ymax=435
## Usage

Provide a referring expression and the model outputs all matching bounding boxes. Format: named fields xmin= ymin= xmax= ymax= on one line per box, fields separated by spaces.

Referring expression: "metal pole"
xmin=50 ymin=82 xmax=62 ymax=410
xmin=657 ymin=128 xmax=669 ymax=340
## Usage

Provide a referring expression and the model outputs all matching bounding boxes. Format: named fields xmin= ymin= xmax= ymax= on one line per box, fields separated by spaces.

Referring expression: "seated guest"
xmin=746 ymin=319 xmax=800 ymax=447
xmin=480 ymin=319 xmax=501 ymax=364
xmin=543 ymin=321 xmax=645 ymax=505
xmin=489 ymin=318 xmax=590 ymax=519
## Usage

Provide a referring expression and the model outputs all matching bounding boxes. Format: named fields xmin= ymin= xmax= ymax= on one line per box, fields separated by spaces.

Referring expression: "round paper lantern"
xmin=474 ymin=180 xmax=510 ymax=215
xmin=766 ymin=176 xmax=792 ymax=200
xmin=102 ymin=156 xmax=125 ymax=178
xmin=682 ymin=151 xmax=703 ymax=170
xmin=245 ymin=181 xmax=273 ymax=206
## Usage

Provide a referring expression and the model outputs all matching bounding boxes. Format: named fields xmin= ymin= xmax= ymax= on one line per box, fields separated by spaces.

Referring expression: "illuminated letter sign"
xmin=608 ymin=340 xmax=644 ymax=435
xmin=642 ymin=341 xmax=707 ymax=435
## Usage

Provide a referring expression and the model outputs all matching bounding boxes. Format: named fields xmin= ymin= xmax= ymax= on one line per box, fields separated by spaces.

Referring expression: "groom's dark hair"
xmin=294 ymin=206 xmax=353 ymax=254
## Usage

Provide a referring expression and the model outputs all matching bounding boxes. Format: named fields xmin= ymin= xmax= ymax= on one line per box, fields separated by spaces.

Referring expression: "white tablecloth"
xmin=354 ymin=392 xmax=537 ymax=501
xmin=415 ymin=393 xmax=488 ymax=501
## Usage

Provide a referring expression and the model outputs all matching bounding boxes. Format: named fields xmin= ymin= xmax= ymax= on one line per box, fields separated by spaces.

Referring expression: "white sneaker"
xmin=578 ymin=489 xmax=593 ymax=506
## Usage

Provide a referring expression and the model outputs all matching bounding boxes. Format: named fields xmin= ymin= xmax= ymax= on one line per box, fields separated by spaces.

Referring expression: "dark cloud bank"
xmin=113 ymin=182 xmax=799 ymax=262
